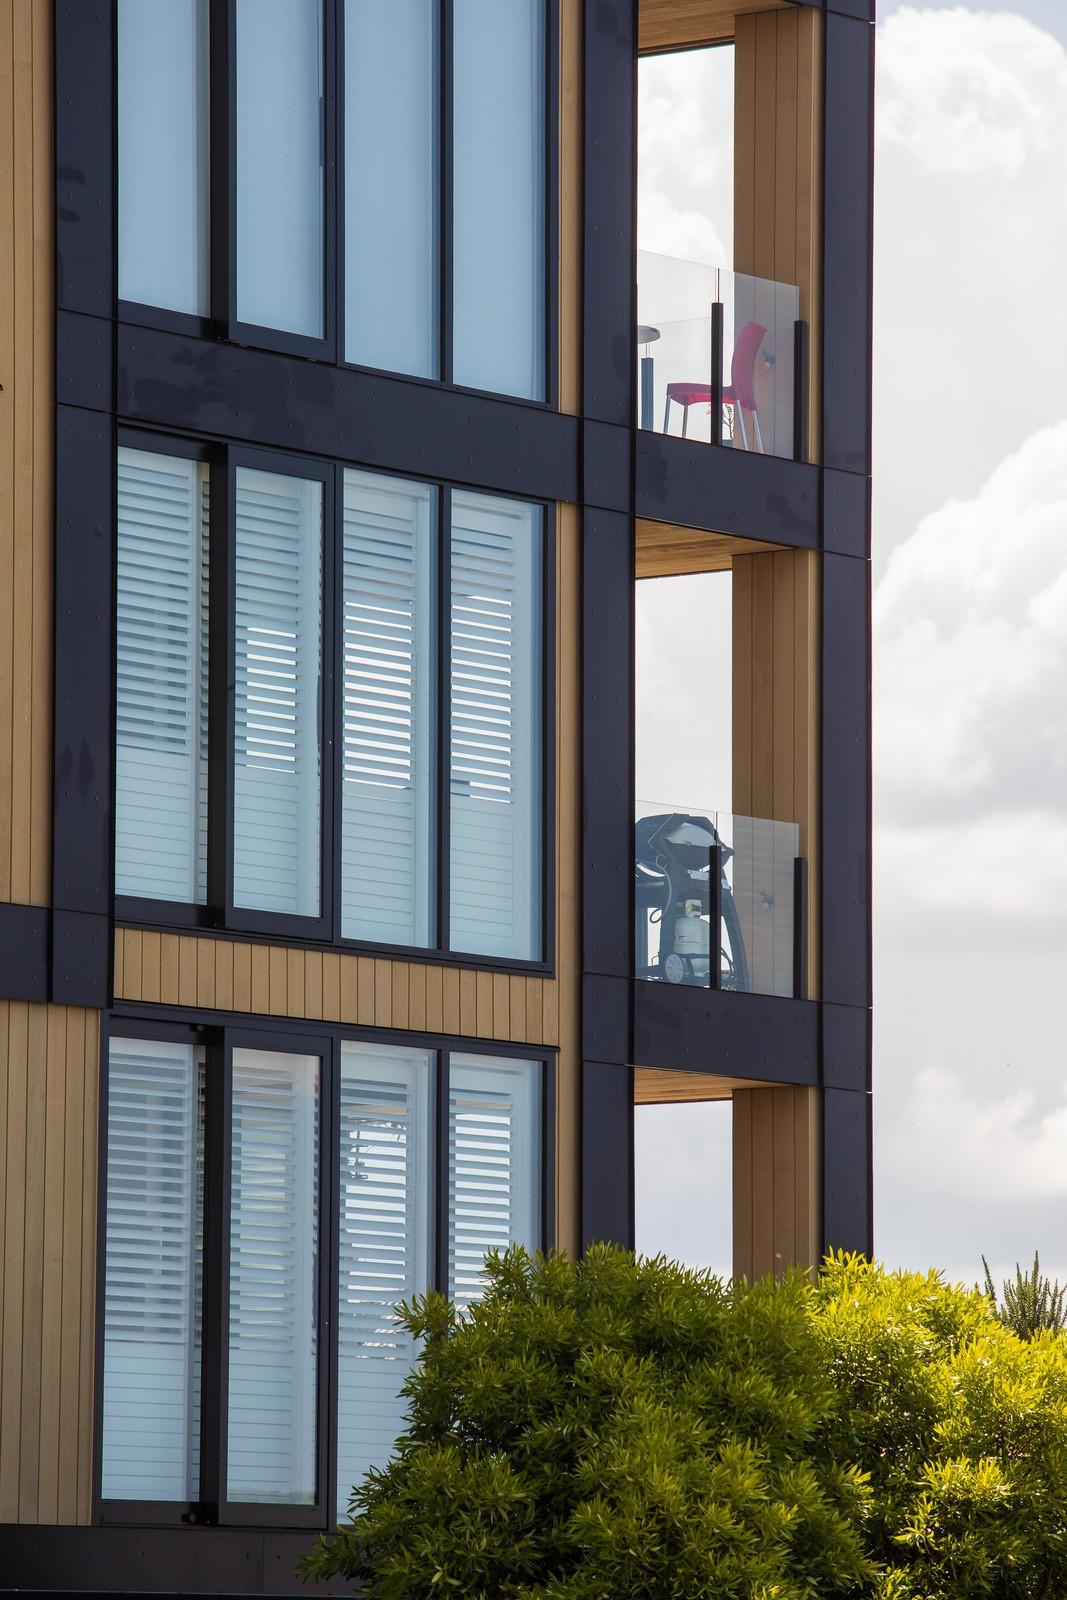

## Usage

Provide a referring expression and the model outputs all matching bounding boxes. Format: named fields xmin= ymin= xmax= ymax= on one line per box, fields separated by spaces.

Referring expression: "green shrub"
xmin=302 ymin=1248 xmax=1067 ymax=1600
xmin=302 ymin=1246 xmax=874 ymax=1600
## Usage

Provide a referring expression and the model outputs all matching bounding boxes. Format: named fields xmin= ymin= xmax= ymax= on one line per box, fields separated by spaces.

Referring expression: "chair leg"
xmin=752 ymin=412 xmax=765 ymax=454
xmin=681 ymin=404 xmax=688 ymax=439
xmin=664 ymin=395 xmax=671 ymax=433
xmin=737 ymin=407 xmax=749 ymax=451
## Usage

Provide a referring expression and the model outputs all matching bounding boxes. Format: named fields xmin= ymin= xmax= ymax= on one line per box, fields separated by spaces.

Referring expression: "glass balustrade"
xmin=635 ymin=802 xmax=802 ymax=999
xmin=637 ymin=251 xmax=803 ymax=461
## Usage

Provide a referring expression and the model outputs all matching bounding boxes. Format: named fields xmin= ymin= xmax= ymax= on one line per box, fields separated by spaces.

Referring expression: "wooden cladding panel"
xmin=732 ymin=548 xmax=819 ymax=995
xmin=635 ymin=519 xmax=783 ymax=580
xmin=0 ymin=0 xmax=52 ymax=905
xmin=734 ymin=7 xmax=822 ymax=458
xmin=558 ymin=0 xmax=581 ymax=415
xmin=115 ymin=931 xmax=561 ymax=1049
xmin=633 ymin=1067 xmax=768 ymax=1104
xmin=0 ymin=1002 xmax=98 ymax=1525
xmin=732 ymin=1084 xmax=819 ymax=1280
xmin=639 ymin=0 xmax=792 ymax=55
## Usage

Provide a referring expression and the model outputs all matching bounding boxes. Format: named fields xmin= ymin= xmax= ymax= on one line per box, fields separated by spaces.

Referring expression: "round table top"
xmin=637 ymin=323 xmax=661 ymax=345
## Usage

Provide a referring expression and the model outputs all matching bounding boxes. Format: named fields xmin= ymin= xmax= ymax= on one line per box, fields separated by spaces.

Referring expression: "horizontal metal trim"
xmin=636 ymin=431 xmax=819 ymax=548
xmin=632 ymin=980 xmax=819 ymax=1083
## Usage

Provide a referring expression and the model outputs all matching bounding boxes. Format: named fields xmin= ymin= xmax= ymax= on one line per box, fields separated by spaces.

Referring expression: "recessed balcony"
xmin=637 ymin=251 xmax=806 ymax=461
xmin=635 ymin=802 xmax=803 ymax=998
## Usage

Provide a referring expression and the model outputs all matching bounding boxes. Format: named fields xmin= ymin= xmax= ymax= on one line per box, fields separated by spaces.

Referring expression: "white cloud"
xmin=875 ymin=421 xmax=1067 ymax=807
xmin=877 ymin=8 xmax=1065 ymax=177
xmin=638 ymin=47 xmax=734 ymax=265
xmin=881 ymin=1066 xmax=1067 ymax=1202
xmin=873 ymin=9 xmax=1067 ymax=571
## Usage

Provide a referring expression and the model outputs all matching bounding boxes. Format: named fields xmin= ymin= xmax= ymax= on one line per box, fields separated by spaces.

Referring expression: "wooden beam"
xmin=636 ymin=517 xmax=783 ymax=579
xmin=640 ymin=0 xmax=794 ymax=55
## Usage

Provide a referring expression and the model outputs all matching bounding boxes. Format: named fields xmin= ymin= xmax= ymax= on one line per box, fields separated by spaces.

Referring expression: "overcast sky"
xmin=634 ymin=3 xmax=1067 ymax=1290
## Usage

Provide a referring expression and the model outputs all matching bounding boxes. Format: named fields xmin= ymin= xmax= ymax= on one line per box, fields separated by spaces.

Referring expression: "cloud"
xmin=877 ymin=7 xmax=1066 ymax=177
xmin=873 ymin=423 xmax=1067 ymax=938
xmin=638 ymin=46 xmax=734 ymax=265
xmin=873 ymin=9 xmax=1067 ymax=570
xmin=880 ymin=1066 xmax=1067 ymax=1202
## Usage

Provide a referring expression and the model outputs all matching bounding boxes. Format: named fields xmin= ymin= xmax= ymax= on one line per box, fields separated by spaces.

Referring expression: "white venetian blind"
xmin=448 ymin=1055 xmax=541 ymax=1310
xmin=341 ymin=472 xmax=435 ymax=946
xmin=115 ymin=448 xmax=209 ymax=903
xmin=449 ymin=492 xmax=542 ymax=959
xmin=101 ymin=1038 xmax=204 ymax=1502
xmin=336 ymin=1044 xmax=433 ymax=1517
xmin=234 ymin=468 xmax=323 ymax=917
xmin=227 ymin=1049 xmax=319 ymax=1505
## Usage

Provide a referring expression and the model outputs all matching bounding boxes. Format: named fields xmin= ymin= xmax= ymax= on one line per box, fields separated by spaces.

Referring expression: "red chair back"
xmin=731 ymin=320 xmax=768 ymax=412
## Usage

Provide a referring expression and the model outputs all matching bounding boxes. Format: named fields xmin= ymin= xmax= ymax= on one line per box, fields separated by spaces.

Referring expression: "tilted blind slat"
xmin=102 ymin=1038 xmax=204 ymax=1502
xmin=449 ymin=492 xmax=541 ymax=960
xmin=336 ymin=1044 xmax=433 ymax=1517
xmin=115 ymin=448 xmax=209 ymax=903
xmin=342 ymin=471 xmax=435 ymax=946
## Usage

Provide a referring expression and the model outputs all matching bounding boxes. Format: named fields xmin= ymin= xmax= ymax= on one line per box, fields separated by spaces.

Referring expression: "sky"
xmin=634 ymin=3 xmax=1067 ymax=1289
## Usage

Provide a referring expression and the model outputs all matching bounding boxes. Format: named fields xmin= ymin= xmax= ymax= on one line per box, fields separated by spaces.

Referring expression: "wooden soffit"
xmin=634 ymin=1067 xmax=771 ymax=1104
xmin=636 ymin=517 xmax=783 ymax=579
xmin=639 ymin=0 xmax=796 ymax=54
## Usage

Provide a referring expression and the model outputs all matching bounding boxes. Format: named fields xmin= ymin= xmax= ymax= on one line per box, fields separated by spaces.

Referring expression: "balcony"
xmin=637 ymin=250 xmax=806 ymax=462
xmin=635 ymin=802 xmax=803 ymax=1000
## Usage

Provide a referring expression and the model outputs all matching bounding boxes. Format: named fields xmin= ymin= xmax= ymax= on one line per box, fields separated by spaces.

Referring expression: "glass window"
xmin=101 ymin=1038 xmax=205 ymax=1502
xmin=233 ymin=467 xmax=324 ymax=917
xmin=236 ymin=0 xmax=325 ymax=336
xmin=336 ymin=1043 xmax=433 ymax=1517
xmin=115 ymin=448 xmax=209 ymax=904
xmin=100 ymin=1032 xmax=544 ymax=1519
xmin=228 ymin=1049 xmax=321 ymax=1505
xmin=450 ymin=492 xmax=542 ymax=960
xmin=118 ymin=0 xmax=209 ymax=315
xmin=344 ymin=0 xmax=438 ymax=377
xmin=448 ymin=1055 xmax=541 ymax=1308
xmin=341 ymin=470 xmax=435 ymax=946
xmin=452 ymin=0 xmax=546 ymax=399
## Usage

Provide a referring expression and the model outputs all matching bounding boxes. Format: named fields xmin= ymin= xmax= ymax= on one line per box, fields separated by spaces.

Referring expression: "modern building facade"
xmin=0 ymin=0 xmax=872 ymax=1589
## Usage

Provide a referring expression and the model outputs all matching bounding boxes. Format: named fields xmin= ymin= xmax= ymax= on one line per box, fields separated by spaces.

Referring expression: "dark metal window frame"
xmin=113 ymin=429 xmax=557 ymax=972
xmin=114 ymin=0 xmax=559 ymax=408
xmin=94 ymin=1009 xmax=555 ymax=1531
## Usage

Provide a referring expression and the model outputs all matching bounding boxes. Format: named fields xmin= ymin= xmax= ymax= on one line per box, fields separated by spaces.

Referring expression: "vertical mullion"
xmin=319 ymin=467 xmax=337 ymax=938
xmin=331 ymin=464 xmax=345 ymax=943
xmin=540 ymin=506 xmax=555 ymax=966
xmin=440 ymin=0 xmax=453 ymax=383
xmin=333 ymin=0 xmax=346 ymax=365
xmin=435 ymin=1052 xmax=450 ymax=1297
xmin=541 ymin=1059 xmax=555 ymax=1253
xmin=207 ymin=449 xmax=234 ymax=923
xmin=321 ymin=1037 xmax=340 ymax=1523
xmin=322 ymin=0 xmax=339 ymax=361
xmin=437 ymin=488 xmax=452 ymax=953
xmin=209 ymin=1 xmax=236 ymax=335
xmin=199 ymin=1034 xmax=232 ymax=1521
xmin=544 ymin=0 xmax=559 ymax=407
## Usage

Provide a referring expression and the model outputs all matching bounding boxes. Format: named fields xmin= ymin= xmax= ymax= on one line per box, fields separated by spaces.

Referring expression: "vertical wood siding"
xmin=732 ymin=1083 xmax=820 ymax=1281
xmin=0 ymin=0 xmax=52 ymax=905
xmin=558 ymin=0 xmax=582 ymax=416
xmin=732 ymin=548 xmax=820 ymax=995
xmin=0 ymin=1003 xmax=99 ymax=1525
xmin=734 ymin=7 xmax=823 ymax=459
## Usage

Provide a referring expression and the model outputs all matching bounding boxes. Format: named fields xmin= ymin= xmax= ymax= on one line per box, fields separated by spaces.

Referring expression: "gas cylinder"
xmin=673 ymin=899 xmax=710 ymax=983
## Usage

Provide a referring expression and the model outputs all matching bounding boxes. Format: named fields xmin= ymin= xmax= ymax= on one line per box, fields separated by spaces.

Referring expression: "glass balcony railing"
xmin=635 ymin=803 xmax=803 ymax=999
xmin=637 ymin=250 xmax=805 ymax=461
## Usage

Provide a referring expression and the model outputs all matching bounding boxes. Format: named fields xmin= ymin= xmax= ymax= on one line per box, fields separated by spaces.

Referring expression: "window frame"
xmin=94 ymin=1011 xmax=555 ymax=1530
xmin=113 ymin=0 xmax=559 ymax=409
xmin=113 ymin=430 xmax=556 ymax=971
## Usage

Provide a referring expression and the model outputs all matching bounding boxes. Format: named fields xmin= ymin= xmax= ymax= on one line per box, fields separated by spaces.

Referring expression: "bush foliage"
xmin=301 ymin=1247 xmax=1067 ymax=1600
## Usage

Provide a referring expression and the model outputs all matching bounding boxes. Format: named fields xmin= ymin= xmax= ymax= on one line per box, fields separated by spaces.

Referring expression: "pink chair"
xmin=663 ymin=319 xmax=768 ymax=450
